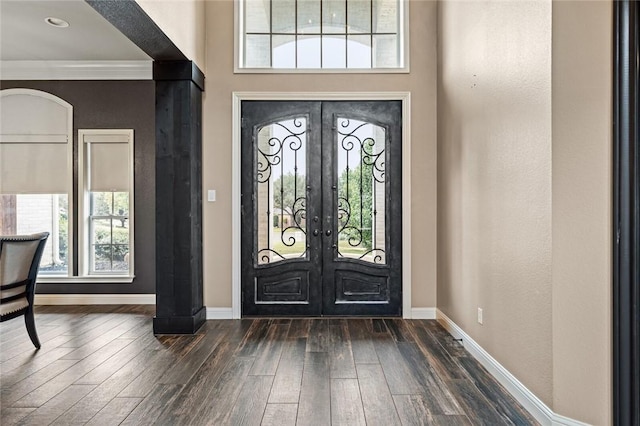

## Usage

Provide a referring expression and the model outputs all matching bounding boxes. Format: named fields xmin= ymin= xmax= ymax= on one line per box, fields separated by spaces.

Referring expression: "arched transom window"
xmin=238 ymin=0 xmax=407 ymax=70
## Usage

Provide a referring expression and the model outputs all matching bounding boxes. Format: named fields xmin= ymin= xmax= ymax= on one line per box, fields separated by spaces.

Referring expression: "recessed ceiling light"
xmin=45 ymin=17 xmax=69 ymax=28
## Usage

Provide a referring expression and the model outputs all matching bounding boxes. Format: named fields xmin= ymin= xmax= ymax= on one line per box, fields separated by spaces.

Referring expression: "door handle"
xmin=313 ymin=229 xmax=319 ymax=236
xmin=325 ymin=229 xmax=332 ymax=236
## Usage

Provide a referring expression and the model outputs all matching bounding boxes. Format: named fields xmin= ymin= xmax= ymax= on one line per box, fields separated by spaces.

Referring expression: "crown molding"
xmin=0 ymin=60 xmax=152 ymax=81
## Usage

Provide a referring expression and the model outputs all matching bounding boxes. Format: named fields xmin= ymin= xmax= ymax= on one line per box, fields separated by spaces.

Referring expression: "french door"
xmin=241 ymin=100 xmax=402 ymax=316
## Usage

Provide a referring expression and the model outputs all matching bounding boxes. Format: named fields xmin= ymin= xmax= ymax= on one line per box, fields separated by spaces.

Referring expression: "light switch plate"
xmin=207 ymin=190 xmax=216 ymax=202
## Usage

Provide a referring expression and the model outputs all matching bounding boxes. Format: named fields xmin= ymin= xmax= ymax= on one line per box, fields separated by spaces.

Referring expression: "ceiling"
xmin=0 ymin=0 xmax=150 ymax=61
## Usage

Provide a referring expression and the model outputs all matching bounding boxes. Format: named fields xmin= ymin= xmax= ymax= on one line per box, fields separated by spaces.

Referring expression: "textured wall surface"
xmin=437 ymin=0 xmax=554 ymax=406
xmin=551 ymin=1 xmax=612 ymax=424
xmin=136 ymin=0 xmax=206 ymax=71
xmin=202 ymin=0 xmax=438 ymax=309
xmin=438 ymin=0 xmax=613 ymax=422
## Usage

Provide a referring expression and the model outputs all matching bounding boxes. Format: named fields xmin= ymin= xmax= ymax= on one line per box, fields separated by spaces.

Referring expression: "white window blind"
xmin=0 ymin=91 xmax=72 ymax=194
xmin=84 ymin=134 xmax=131 ymax=192
xmin=0 ymin=137 xmax=70 ymax=194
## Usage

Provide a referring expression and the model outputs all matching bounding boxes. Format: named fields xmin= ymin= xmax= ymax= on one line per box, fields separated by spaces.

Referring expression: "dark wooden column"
xmin=613 ymin=1 xmax=639 ymax=424
xmin=153 ymin=61 xmax=205 ymax=334
xmin=86 ymin=1 xmax=207 ymax=334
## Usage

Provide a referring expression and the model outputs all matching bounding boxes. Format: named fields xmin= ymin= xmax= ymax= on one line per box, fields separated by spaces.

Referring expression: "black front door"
xmin=241 ymin=100 xmax=402 ymax=316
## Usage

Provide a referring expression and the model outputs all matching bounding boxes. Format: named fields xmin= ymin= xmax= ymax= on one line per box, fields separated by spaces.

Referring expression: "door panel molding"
xmin=232 ymin=92 xmax=412 ymax=319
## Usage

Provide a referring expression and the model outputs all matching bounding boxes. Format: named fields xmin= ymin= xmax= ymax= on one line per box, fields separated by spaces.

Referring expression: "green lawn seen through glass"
xmin=271 ymin=238 xmax=368 ymax=256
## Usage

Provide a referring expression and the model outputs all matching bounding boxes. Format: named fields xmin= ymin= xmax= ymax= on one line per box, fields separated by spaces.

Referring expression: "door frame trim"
xmin=231 ymin=92 xmax=412 ymax=319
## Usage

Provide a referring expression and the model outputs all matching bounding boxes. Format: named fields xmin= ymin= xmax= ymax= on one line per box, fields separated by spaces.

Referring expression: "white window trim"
xmin=37 ymin=276 xmax=135 ymax=284
xmin=234 ymin=0 xmax=410 ymax=74
xmin=0 ymin=88 xmax=74 ymax=277
xmin=78 ymin=129 xmax=135 ymax=278
xmin=231 ymin=92 xmax=412 ymax=319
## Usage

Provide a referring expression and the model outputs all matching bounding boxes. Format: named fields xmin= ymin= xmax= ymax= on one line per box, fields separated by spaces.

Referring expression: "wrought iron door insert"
xmin=241 ymin=101 xmax=402 ymax=316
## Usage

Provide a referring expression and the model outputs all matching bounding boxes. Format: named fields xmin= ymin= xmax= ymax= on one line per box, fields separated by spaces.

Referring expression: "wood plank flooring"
xmin=0 ymin=306 xmax=538 ymax=425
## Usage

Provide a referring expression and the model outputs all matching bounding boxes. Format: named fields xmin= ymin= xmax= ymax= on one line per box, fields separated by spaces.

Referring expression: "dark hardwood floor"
xmin=0 ymin=306 xmax=538 ymax=425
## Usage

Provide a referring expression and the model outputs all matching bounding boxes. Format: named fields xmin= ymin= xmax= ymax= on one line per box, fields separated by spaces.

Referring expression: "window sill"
xmin=37 ymin=275 xmax=135 ymax=284
xmin=234 ymin=67 xmax=410 ymax=74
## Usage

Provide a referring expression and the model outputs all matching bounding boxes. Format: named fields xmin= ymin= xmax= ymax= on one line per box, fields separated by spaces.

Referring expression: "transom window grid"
xmin=240 ymin=0 xmax=405 ymax=70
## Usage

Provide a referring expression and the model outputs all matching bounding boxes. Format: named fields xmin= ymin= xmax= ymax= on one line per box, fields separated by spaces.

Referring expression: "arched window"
xmin=0 ymin=89 xmax=73 ymax=275
xmin=238 ymin=0 xmax=407 ymax=71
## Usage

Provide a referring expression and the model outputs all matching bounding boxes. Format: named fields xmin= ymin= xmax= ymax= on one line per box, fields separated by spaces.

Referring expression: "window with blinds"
xmin=0 ymin=90 xmax=135 ymax=280
xmin=238 ymin=0 xmax=407 ymax=71
xmin=79 ymin=130 xmax=134 ymax=276
xmin=0 ymin=89 xmax=73 ymax=275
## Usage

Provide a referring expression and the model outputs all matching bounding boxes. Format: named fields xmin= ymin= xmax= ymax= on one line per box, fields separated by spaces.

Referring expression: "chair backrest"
xmin=0 ymin=233 xmax=49 ymax=287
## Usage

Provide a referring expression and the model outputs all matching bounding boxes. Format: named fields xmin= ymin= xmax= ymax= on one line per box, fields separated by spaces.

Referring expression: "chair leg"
xmin=24 ymin=309 xmax=41 ymax=349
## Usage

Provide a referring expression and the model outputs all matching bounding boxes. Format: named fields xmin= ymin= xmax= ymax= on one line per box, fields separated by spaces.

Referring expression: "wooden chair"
xmin=0 ymin=232 xmax=49 ymax=349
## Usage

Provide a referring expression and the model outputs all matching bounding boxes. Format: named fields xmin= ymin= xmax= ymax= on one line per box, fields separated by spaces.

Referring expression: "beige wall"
xmin=551 ymin=1 xmax=612 ymax=424
xmin=136 ymin=0 xmax=206 ymax=71
xmin=150 ymin=0 xmax=612 ymax=421
xmin=438 ymin=0 xmax=612 ymax=423
xmin=202 ymin=0 xmax=438 ymax=309
xmin=437 ymin=0 xmax=553 ymax=406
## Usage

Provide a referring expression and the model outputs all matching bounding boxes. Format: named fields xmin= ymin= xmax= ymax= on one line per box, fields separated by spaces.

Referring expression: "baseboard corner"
xmin=551 ymin=413 xmax=592 ymax=426
xmin=410 ymin=307 xmax=437 ymax=319
xmin=435 ymin=309 xmax=591 ymax=426
xmin=206 ymin=307 xmax=233 ymax=320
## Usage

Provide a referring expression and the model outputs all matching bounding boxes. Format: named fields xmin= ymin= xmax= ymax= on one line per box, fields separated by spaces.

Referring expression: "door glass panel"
xmin=256 ymin=117 xmax=308 ymax=265
xmin=245 ymin=34 xmax=271 ymax=67
xmin=322 ymin=35 xmax=347 ymax=68
xmin=373 ymin=0 xmax=398 ymax=33
xmin=336 ymin=117 xmax=386 ymax=264
xmin=245 ymin=0 xmax=270 ymax=33
xmin=297 ymin=0 xmax=321 ymax=33
xmin=273 ymin=35 xmax=296 ymax=68
xmin=347 ymin=35 xmax=372 ymax=68
xmin=322 ymin=0 xmax=346 ymax=33
xmin=347 ymin=0 xmax=372 ymax=34
xmin=373 ymin=34 xmax=399 ymax=68
xmin=272 ymin=0 xmax=296 ymax=33
xmin=298 ymin=36 xmax=321 ymax=68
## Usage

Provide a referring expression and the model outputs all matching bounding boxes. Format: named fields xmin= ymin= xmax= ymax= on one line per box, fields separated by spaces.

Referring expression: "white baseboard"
xmin=410 ymin=307 xmax=437 ymax=319
xmin=210 ymin=307 xmax=432 ymax=320
xmin=34 ymin=294 xmax=155 ymax=305
xmin=206 ymin=307 xmax=233 ymax=320
xmin=210 ymin=307 xmax=435 ymax=320
xmin=436 ymin=309 xmax=591 ymax=426
xmin=551 ymin=414 xmax=592 ymax=426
